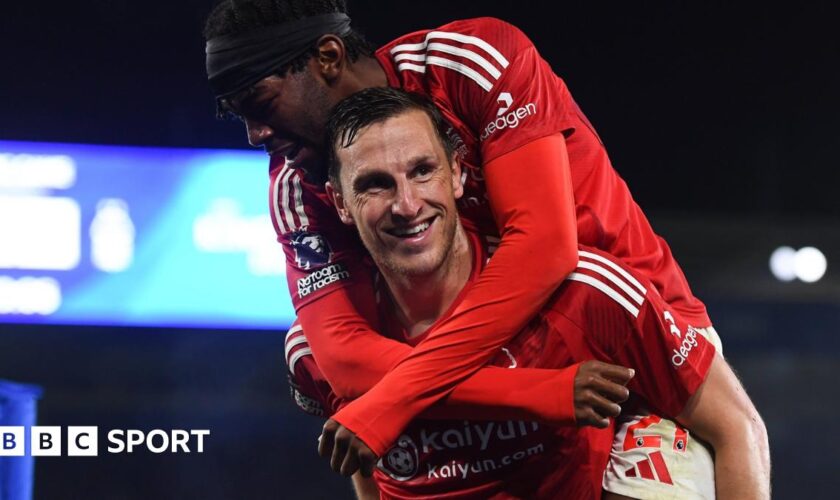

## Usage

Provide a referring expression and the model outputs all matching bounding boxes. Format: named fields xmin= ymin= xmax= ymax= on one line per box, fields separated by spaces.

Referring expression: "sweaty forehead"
xmin=339 ymin=111 xmax=442 ymax=177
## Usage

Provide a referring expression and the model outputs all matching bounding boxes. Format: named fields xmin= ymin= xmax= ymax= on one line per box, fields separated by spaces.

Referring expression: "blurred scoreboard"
xmin=0 ymin=140 xmax=295 ymax=330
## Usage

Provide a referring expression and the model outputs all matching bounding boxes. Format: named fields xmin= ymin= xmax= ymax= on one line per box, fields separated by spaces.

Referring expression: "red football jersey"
xmin=374 ymin=17 xmax=708 ymax=325
xmin=274 ymin=16 xmax=710 ymax=455
xmin=275 ymin=17 xmax=708 ymax=321
xmin=269 ymin=156 xmax=370 ymax=309
xmin=287 ymin=234 xmax=715 ymax=499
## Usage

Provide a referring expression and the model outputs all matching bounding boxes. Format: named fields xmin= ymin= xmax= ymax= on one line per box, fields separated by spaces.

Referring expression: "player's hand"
xmin=574 ymin=360 xmax=634 ymax=428
xmin=318 ymin=418 xmax=377 ymax=478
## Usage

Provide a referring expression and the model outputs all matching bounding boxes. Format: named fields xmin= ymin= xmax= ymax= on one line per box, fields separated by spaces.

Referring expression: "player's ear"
xmin=449 ymin=153 xmax=464 ymax=200
xmin=326 ymin=181 xmax=354 ymax=225
xmin=314 ymin=34 xmax=345 ymax=83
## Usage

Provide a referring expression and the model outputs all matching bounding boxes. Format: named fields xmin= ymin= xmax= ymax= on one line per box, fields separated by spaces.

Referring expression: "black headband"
xmin=206 ymin=13 xmax=352 ymax=101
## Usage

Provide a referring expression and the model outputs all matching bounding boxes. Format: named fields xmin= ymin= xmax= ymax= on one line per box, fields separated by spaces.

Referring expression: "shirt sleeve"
xmin=443 ymin=17 xmax=578 ymax=164
xmin=285 ymin=322 xmax=343 ymax=418
xmin=298 ymin=292 xmax=579 ymax=424
xmin=269 ymin=159 xmax=368 ymax=310
xmin=616 ymin=295 xmax=717 ymax=418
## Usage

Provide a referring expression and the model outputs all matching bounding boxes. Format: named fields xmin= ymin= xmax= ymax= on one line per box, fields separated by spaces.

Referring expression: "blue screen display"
xmin=0 ymin=140 xmax=294 ymax=330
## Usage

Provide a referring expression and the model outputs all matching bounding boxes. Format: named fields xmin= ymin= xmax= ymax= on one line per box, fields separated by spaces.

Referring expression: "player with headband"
xmin=202 ymin=2 xmax=762 ymax=497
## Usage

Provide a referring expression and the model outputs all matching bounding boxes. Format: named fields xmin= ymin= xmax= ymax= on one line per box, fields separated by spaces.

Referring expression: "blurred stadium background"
xmin=1 ymin=1 xmax=837 ymax=498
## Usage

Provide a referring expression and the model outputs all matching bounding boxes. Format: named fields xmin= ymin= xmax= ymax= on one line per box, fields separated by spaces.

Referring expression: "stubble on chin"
xmin=380 ymin=219 xmax=458 ymax=280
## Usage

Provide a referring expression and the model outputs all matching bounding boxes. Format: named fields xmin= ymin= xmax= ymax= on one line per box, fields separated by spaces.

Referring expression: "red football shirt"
xmin=374 ymin=17 xmax=708 ymax=324
xmin=273 ymin=17 xmax=710 ymax=454
xmin=287 ymin=234 xmax=715 ymax=499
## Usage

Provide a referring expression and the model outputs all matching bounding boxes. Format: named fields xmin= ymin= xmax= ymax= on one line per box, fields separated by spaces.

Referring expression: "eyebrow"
xmin=349 ymin=153 xmax=439 ymax=192
xmin=405 ymin=154 xmax=438 ymax=166
xmin=224 ymin=86 xmax=261 ymax=115
xmin=351 ymin=169 xmax=389 ymax=192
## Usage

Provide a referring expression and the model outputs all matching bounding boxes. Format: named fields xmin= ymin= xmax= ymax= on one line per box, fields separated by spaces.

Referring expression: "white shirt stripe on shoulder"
xmin=394 ymin=52 xmax=426 ymax=63
xmin=426 ymin=56 xmax=493 ymax=91
xmin=567 ymin=272 xmax=641 ymax=317
xmin=428 ymin=31 xmax=509 ymax=68
xmin=578 ymin=250 xmax=647 ymax=295
xmin=396 ymin=54 xmax=493 ymax=91
xmin=396 ymin=61 xmax=426 ymax=74
xmin=285 ymin=336 xmax=308 ymax=362
xmin=279 ymin=167 xmax=297 ymax=232
xmin=288 ymin=347 xmax=313 ymax=374
xmin=427 ymin=42 xmax=502 ymax=79
xmin=285 ymin=324 xmax=303 ymax=339
xmin=576 ymin=260 xmax=645 ymax=306
xmin=292 ymin=174 xmax=309 ymax=228
xmin=396 ymin=43 xmax=503 ymax=80
xmin=272 ymin=166 xmax=289 ymax=234
xmin=391 ymin=31 xmax=509 ymax=69
xmin=391 ymin=30 xmax=509 ymax=92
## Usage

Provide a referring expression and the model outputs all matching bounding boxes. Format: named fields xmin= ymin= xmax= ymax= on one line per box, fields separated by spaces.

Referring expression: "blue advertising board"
xmin=0 ymin=140 xmax=294 ymax=330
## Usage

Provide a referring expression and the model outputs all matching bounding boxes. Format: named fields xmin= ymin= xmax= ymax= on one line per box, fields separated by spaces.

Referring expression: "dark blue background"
xmin=1 ymin=1 xmax=837 ymax=498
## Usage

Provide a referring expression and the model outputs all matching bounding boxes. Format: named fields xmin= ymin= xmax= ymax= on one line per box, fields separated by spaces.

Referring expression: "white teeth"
xmin=393 ymin=221 xmax=430 ymax=236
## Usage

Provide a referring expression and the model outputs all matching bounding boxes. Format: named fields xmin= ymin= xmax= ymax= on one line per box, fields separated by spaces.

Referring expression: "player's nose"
xmin=245 ymin=119 xmax=274 ymax=147
xmin=391 ymin=180 xmax=422 ymax=219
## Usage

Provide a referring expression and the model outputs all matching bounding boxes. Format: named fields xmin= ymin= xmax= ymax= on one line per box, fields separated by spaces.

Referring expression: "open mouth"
xmin=386 ymin=217 xmax=435 ymax=239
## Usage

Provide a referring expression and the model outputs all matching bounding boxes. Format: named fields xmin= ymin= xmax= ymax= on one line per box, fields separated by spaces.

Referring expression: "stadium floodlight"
xmin=770 ymin=246 xmax=827 ymax=283
xmin=793 ymin=246 xmax=827 ymax=283
xmin=769 ymin=246 xmax=797 ymax=282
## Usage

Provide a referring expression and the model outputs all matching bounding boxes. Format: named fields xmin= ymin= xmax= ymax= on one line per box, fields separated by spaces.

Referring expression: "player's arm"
xmin=286 ymin=326 xmax=379 ymax=498
xmin=298 ymin=299 xmax=626 ymax=425
xmin=634 ymin=304 xmax=770 ymax=499
xmin=295 ymin=321 xmax=631 ymax=478
xmin=318 ymin=360 xmax=632 ymax=479
xmin=677 ymin=356 xmax=771 ymax=500
xmin=351 ymin=472 xmax=379 ymax=500
xmin=588 ymin=284 xmax=770 ymax=500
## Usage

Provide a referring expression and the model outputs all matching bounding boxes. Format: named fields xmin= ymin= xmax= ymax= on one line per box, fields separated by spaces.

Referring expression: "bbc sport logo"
xmin=0 ymin=426 xmax=210 ymax=456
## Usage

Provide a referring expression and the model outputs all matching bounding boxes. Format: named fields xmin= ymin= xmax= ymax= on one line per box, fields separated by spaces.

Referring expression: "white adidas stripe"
xmin=394 ymin=52 xmax=426 ymax=63
xmin=391 ymin=31 xmax=509 ymax=69
xmin=272 ymin=166 xmax=309 ymax=234
xmin=391 ymin=31 xmax=508 ymax=92
xmin=279 ymin=167 xmax=296 ymax=231
xmin=427 ymin=43 xmax=502 ymax=79
xmin=395 ymin=43 xmax=502 ymax=79
xmin=288 ymin=347 xmax=313 ymax=374
xmin=567 ymin=272 xmax=640 ymax=317
xmin=426 ymin=56 xmax=493 ymax=91
xmin=284 ymin=335 xmax=307 ymax=362
xmin=292 ymin=175 xmax=309 ymax=228
xmin=272 ymin=166 xmax=289 ymax=233
xmin=576 ymin=260 xmax=645 ymax=306
xmin=396 ymin=55 xmax=494 ymax=91
xmin=578 ymin=250 xmax=647 ymax=295
xmin=396 ymin=62 xmax=426 ymax=74
xmin=285 ymin=324 xmax=303 ymax=339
